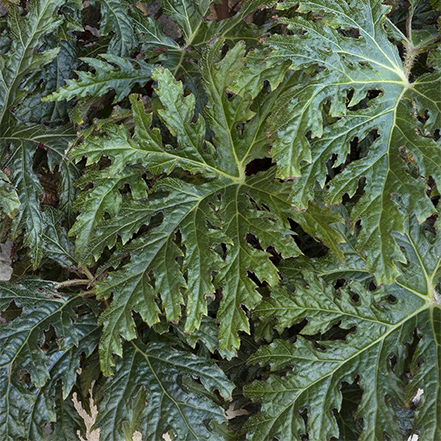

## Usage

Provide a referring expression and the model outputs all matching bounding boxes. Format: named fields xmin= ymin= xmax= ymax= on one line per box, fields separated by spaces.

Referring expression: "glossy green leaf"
xmin=95 ymin=341 xmax=233 ymax=441
xmin=2 ymin=1 xmax=440 ymax=440
xmin=70 ymin=43 xmax=326 ymax=374
xmin=2 ymin=123 xmax=75 ymax=267
xmin=42 ymin=207 xmax=77 ymax=268
xmin=0 ymin=170 xmax=20 ymax=219
xmin=89 ymin=0 xmax=137 ymax=56
xmin=0 ymin=279 xmax=99 ymax=440
xmin=68 ymin=165 xmax=148 ymax=265
xmin=247 ymin=217 xmax=441 ymax=441
xmin=0 ymin=2 xmax=76 ymax=266
xmin=237 ymin=0 xmax=441 ymax=283
xmin=44 ymin=54 xmax=152 ymax=104
xmin=0 ymin=0 xmax=64 ymax=124
xmin=15 ymin=39 xmax=79 ymax=123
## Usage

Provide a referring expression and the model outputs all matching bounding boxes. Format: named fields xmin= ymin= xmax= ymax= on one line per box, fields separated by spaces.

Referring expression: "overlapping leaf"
xmin=89 ymin=0 xmax=137 ymax=56
xmin=0 ymin=170 xmax=19 ymax=219
xmin=235 ymin=0 xmax=441 ymax=283
xmin=15 ymin=39 xmax=79 ymax=123
xmin=69 ymin=165 xmax=148 ymax=264
xmin=0 ymin=278 xmax=99 ymax=440
xmin=25 ymin=315 xmax=100 ymax=441
xmin=48 ymin=0 xmax=277 ymax=113
xmin=0 ymin=1 xmax=77 ymax=266
xmin=0 ymin=0 xmax=64 ymax=123
xmin=67 ymin=41 xmax=343 ymax=374
xmin=95 ymin=341 xmax=233 ymax=441
xmin=246 ymin=217 xmax=441 ymax=441
xmin=44 ymin=54 xmax=153 ymax=103
xmin=2 ymin=123 xmax=76 ymax=266
xmin=3 ymin=2 xmax=440 ymax=441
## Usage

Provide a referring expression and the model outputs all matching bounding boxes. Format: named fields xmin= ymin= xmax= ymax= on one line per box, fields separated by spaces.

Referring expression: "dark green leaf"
xmin=95 ymin=341 xmax=233 ymax=441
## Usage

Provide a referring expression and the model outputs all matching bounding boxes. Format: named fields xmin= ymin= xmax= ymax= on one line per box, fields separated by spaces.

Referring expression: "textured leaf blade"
xmin=89 ymin=0 xmax=136 ymax=56
xmin=0 ymin=170 xmax=20 ymax=219
xmin=95 ymin=341 xmax=233 ymax=441
xmin=0 ymin=280 xmax=98 ymax=440
xmin=72 ymin=43 xmax=345 ymax=375
xmin=247 ymin=217 xmax=441 ymax=441
xmin=15 ymin=39 xmax=79 ymax=123
xmin=2 ymin=123 xmax=76 ymax=267
xmin=6 ymin=140 xmax=45 ymax=267
xmin=240 ymin=0 xmax=441 ymax=283
xmin=45 ymin=55 xmax=152 ymax=103
xmin=69 ymin=166 xmax=147 ymax=264
xmin=0 ymin=0 xmax=65 ymax=123
xmin=161 ymin=0 xmax=211 ymax=42
xmin=42 ymin=207 xmax=77 ymax=268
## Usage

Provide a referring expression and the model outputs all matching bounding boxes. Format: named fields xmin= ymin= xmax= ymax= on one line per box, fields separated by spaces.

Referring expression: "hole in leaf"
xmin=338 ymin=27 xmax=360 ymax=38
xmin=389 ymin=354 xmax=398 ymax=371
xmin=247 ymin=271 xmax=263 ymax=288
xmin=351 ymin=292 xmax=360 ymax=304
xmin=304 ymin=321 xmax=357 ymax=344
xmin=267 ymin=246 xmax=282 ymax=266
xmin=236 ymin=122 xmax=245 ymax=136
xmin=332 ymin=376 xmax=364 ymax=440
xmin=246 ymin=233 xmax=262 ymax=250
xmin=288 ymin=218 xmax=329 ymax=258
xmin=385 ymin=294 xmax=397 ymax=304
xmin=245 ymin=157 xmax=273 ymax=176
xmin=368 ymin=280 xmax=377 ymax=291
xmin=334 ymin=278 xmax=345 ymax=289
xmin=280 ymin=318 xmax=308 ymax=342
xmin=1 ymin=300 xmax=22 ymax=322
xmin=299 ymin=407 xmax=309 ymax=440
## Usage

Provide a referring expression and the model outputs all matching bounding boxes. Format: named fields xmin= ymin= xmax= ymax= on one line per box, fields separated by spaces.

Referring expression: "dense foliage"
xmin=0 ymin=0 xmax=440 ymax=440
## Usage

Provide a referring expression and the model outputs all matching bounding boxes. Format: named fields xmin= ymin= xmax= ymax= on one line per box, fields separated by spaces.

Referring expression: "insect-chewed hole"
xmin=245 ymin=157 xmax=274 ymax=176
xmin=385 ymin=294 xmax=397 ymax=304
xmin=351 ymin=292 xmax=360 ymax=304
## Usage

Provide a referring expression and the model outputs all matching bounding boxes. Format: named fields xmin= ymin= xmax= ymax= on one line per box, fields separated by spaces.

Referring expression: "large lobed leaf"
xmin=246 ymin=216 xmax=441 ymax=441
xmin=0 ymin=1 xmax=78 ymax=266
xmin=68 ymin=40 xmax=345 ymax=374
xmin=234 ymin=0 xmax=441 ymax=284
xmin=95 ymin=340 xmax=233 ymax=441
xmin=0 ymin=278 xmax=100 ymax=441
xmin=47 ymin=0 xmax=277 ymax=114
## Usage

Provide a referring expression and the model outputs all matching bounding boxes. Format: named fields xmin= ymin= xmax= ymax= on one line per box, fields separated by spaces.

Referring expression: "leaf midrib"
xmin=297 ymin=1 xmax=407 ymax=82
xmin=253 ymin=300 xmax=433 ymax=434
xmin=131 ymin=341 xmax=201 ymax=440
xmin=0 ymin=2 xmax=57 ymax=126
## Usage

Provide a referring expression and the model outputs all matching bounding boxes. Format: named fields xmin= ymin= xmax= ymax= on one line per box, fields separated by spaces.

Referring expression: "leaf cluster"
xmin=0 ymin=0 xmax=440 ymax=440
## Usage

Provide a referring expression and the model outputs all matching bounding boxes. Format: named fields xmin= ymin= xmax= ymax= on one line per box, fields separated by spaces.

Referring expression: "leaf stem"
xmin=54 ymin=279 xmax=91 ymax=289
xmin=82 ymin=266 xmax=95 ymax=281
xmin=403 ymin=45 xmax=419 ymax=79
xmin=78 ymin=290 xmax=96 ymax=298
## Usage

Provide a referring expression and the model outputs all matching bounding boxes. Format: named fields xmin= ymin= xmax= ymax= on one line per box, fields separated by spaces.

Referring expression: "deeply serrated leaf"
xmin=238 ymin=0 xmax=441 ymax=283
xmin=0 ymin=0 xmax=64 ymax=123
xmin=95 ymin=341 xmax=233 ymax=441
xmin=71 ymin=43 xmax=316 ymax=373
xmin=0 ymin=279 xmax=98 ymax=440
xmin=69 ymin=166 xmax=147 ymax=264
xmin=89 ymin=0 xmax=137 ymax=56
xmin=42 ymin=207 xmax=76 ymax=268
xmin=247 ymin=216 xmax=441 ymax=441
xmin=45 ymin=54 xmax=152 ymax=104
xmin=15 ymin=39 xmax=79 ymax=123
